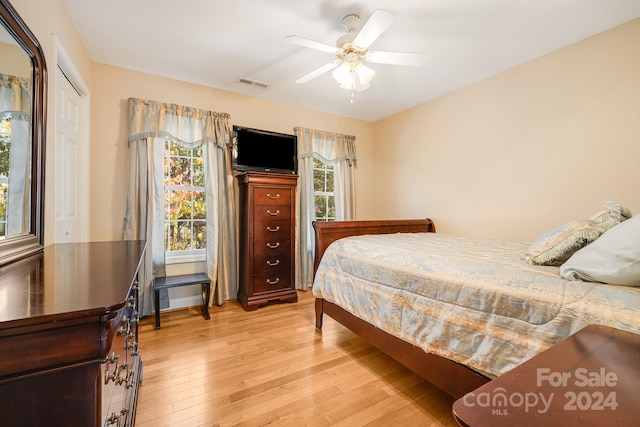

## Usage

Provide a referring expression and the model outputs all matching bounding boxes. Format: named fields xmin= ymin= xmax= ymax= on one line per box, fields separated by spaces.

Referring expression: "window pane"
xmin=167 ymin=220 xmax=192 ymax=251
xmin=193 ymin=191 xmax=206 ymax=219
xmin=326 ymin=169 xmax=334 ymax=192
xmin=315 ymin=195 xmax=327 ymax=218
xmin=0 ymin=183 xmax=6 ymax=237
xmin=169 ymin=190 xmax=193 ymax=220
xmin=328 ymin=195 xmax=335 ymax=220
xmin=193 ymin=221 xmax=206 ymax=249
xmin=193 ymin=157 xmax=205 ymax=187
xmin=0 ymin=138 xmax=10 ymax=177
xmin=313 ymin=169 xmax=324 ymax=192
xmin=173 ymin=145 xmax=192 ymax=157
xmin=167 ymin=156 xmax=191 ymax=186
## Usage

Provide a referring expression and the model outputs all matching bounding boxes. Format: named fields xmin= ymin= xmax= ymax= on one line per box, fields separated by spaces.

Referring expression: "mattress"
xmin=312 ymin=233 xmax=640 ymax=377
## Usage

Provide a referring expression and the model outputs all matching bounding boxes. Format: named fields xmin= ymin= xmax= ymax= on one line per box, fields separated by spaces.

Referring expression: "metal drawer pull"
xmin=105 ymin=412 xmax=120 ymax=427
xmin=267 ymin=226 xmax=280 ymax=232
xmin=267 ymin=260 xmax=280 ymax=266
xmin=267 ymin=209 xmax=280 ymax=216
xmin=267 ymin=278 xmax=280 ymax=285
xmin=105 ymin=364 xmax=120 ymax=385
xmin=267 ymin=242 xmax=280 ymax=249
xmin=106 ymin=409 xmax=129 ymax=427
xmin=267 ymin=193 xmax=281 ymax=199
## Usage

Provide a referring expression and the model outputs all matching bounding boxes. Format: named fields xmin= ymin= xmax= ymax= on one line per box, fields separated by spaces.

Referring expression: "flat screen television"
xmin=232 ymin=126 xmax=297 ymax=174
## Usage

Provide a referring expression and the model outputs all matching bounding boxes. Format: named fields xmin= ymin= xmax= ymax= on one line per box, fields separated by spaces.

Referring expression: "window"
xmin=313 ymin=157 xmax=335 ymax=222
xmin=0 ymin=118 xmax=10 ymax=237
xmin=164 ymin=141 xmax=206 ymax=259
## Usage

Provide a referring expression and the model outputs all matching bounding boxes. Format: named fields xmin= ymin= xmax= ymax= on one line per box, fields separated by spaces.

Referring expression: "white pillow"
xmin=560 ymin=214 xmax=640 ymax=287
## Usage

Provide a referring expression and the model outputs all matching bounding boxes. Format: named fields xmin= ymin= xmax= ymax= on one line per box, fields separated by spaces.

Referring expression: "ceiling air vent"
xmin=238 ymin=77 xmax=270 ymax=89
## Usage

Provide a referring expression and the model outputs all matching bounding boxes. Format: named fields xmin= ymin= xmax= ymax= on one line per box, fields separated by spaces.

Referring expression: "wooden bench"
xmin=153 ymin=273 xmax=211 ymax=329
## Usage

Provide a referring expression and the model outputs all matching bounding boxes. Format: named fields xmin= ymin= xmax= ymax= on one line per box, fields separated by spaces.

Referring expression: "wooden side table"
xmin=453 ymin=324 xmax=640 ymax=426
xmin=153 ymin=273 xmax=211 ymax=329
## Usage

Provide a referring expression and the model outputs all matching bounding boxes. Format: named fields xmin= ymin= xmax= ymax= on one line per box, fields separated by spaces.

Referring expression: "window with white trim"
xmin=164 ymin=141 xmax=206 ymax=260
xmin=313 ymin=157 xmax=335 ymax=222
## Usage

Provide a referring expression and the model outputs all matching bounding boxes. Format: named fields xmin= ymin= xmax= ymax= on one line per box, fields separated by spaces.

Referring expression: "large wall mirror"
xmin=0 ymin=0 xmax=45 ymax=265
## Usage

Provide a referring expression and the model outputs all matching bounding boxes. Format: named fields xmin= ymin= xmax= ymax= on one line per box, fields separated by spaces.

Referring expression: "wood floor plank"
xmin=136 ymin=290 xmax=458 ymax=426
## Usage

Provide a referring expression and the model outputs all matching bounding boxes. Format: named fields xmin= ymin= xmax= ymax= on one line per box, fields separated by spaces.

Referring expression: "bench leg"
xmin=201 ymin=282 xmax=211 ymax=320
xmin=155 ymin=288 xmax=161 ymax=329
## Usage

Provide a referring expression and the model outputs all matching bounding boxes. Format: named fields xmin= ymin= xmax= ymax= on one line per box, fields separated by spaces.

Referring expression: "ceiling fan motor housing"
xmin=337 ymin=13 xmax=361 ymax=49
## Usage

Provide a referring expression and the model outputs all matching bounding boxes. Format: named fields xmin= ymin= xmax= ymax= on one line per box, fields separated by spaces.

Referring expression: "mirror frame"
xmin=0 ymin=0 xmax=46 ymax=265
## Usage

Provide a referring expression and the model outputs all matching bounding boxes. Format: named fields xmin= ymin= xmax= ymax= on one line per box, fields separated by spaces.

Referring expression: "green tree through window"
xmin=164 ymin=141 xmax=206 ymax=252
xmin=313 ymin=158 xmax=335 ymax=222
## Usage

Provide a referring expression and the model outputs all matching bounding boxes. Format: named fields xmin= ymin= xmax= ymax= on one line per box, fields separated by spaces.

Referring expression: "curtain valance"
xmin=294 ymin=127 xmax=357 ymax=166
xmin=0 ymin=73 xmax=31 ymax=113
xmin=128 ymin=97 xmax=231 ymax=148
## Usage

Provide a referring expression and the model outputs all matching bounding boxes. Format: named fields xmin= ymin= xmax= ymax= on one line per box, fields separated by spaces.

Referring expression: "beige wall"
xmin=0 ymin=42 xmax=31 ymax=76
xmin=90 ymin=64 xmax=375 ymax=242
xmin=373 ymin=18 xmax=640 ymax=241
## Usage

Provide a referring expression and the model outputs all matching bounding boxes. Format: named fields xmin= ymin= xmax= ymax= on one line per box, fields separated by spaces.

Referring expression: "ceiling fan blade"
xmin=296 ymin=60 xmax=341 ymax=84
xmin=285 ymin=35 xmax=340 ymax=54
xmin=365 ymin=51 xmax=426 ymax=67
xmin=352 ymin=9 xmax=395 ymax=49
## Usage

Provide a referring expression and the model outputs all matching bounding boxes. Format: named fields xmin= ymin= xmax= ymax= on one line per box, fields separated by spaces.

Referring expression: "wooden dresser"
xmin=237 ymin=172 xmax=298 ymax=310
xmin=0 ymin=240 xmax=146 ymax=427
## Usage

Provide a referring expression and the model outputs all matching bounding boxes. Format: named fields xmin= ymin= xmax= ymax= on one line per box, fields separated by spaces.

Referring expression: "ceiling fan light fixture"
xmin=355 ymin=62 xmax=375 ymax=85
xmin=332 ymin=60 xmax=375 ymax=91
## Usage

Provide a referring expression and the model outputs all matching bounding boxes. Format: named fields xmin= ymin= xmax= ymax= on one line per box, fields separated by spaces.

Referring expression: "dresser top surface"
xmin=0 ymin=240 xmax=146 ymax=327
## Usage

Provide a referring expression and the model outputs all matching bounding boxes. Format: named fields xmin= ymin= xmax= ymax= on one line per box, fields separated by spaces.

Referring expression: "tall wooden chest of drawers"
xmin=237 ymin=172 xmax=298 ymax=310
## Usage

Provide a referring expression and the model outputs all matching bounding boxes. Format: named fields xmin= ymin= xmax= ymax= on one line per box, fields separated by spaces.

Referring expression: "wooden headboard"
xmin=312 ymin=218 xmax=436 ymax=274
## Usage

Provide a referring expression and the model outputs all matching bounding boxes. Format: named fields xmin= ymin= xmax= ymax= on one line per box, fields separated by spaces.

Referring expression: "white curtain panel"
xmin=123 ymin=98 xmax=238 ymax=316
xmin=294 ymin=127 xmax=357 ymax=291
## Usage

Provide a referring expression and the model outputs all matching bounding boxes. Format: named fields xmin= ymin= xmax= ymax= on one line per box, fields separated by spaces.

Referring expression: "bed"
xmin=311 ymin=219 xmax=640 ymax=399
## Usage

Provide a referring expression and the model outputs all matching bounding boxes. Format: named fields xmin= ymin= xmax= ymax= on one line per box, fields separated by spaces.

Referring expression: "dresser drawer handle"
xmin=267 ymin=259 xmax=280 ymax=266
xmin=267 ymin=242 xmax=280 ymax=249
xmin=267 ymin=209 xmax=280 ymax=216
xmin=267 ymin=193 xmax=281 ymax=199
xmin=266 ymin=226 xmax=280 ymax=232
xmin=267 ymin=278 xmax=280 ymax=285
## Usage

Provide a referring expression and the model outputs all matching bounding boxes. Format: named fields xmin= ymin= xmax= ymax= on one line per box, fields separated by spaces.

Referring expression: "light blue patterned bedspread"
xmin=312 ymin=233 xmax=640 ymax=377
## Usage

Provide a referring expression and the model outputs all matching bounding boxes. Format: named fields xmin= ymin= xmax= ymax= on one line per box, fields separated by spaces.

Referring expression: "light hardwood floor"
xmin=136 ymin=290 xmax=459 ymax=427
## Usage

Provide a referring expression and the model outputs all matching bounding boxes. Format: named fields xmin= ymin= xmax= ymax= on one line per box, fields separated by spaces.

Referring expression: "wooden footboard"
xmin=312 ymin=218 xmax=491 ymax=399
xmin=317 ymin=298 xmax=490 ymax=399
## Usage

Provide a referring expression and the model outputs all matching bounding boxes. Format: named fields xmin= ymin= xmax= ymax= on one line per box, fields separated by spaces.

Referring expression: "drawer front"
xmin=253 ymin=203 xmax=291 ymax=221
xmin=253 ymin=253 xmax=291 ymax=275
xmin=253 ymin=187 xmax=292 ymax=205
xmin=252 ymin=272 xmax=292 ymax=293
xmin=102 ymin=285 xmax=141 ymax=427
xmin=254 ymin=238 xmax=291 ymax=256
xmin=254 ymin=220 xmax=291 ymax=240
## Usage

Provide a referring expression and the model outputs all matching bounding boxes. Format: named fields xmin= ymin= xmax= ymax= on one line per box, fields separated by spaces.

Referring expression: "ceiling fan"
xmin=286 ymin=9 xmax=426 ymax=91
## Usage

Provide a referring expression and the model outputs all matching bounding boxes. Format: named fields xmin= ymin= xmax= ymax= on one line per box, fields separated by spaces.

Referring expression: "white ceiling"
xmin=63 ymin=0 xmax=640 ymax=122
